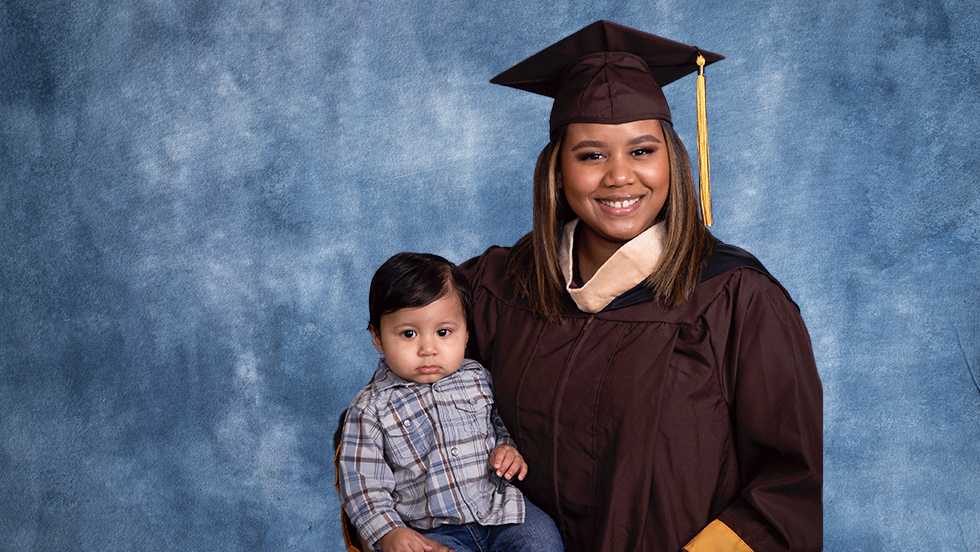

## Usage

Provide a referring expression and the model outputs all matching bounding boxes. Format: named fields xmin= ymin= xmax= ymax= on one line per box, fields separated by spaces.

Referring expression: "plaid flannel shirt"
xmin=338 ymin=358 xmax=526 ymax=547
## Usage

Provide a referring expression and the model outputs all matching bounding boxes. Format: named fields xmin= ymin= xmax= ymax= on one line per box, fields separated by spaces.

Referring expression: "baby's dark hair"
xmin=368 ymin=252 xmax=473 ymax=332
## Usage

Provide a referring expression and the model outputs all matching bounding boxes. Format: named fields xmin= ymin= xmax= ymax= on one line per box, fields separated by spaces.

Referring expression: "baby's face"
xmin=370 ymin=293 xmax=468 ymax=384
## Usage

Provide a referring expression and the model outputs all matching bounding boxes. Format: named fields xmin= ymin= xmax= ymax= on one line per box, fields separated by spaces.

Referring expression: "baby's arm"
xmin=484 ymin=367 xmax=527 ymax=483
xmin=337 ymin=405 xmax=408 ymax=548
xmin=488 ymin=443 xmax=528 ymax=482
xmin=375 ymin=527 xmax=452 ymax=552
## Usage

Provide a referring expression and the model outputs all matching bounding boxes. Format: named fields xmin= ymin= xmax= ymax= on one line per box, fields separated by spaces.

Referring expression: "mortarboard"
xmin=491 ymin=20 xmax=723 ymax=225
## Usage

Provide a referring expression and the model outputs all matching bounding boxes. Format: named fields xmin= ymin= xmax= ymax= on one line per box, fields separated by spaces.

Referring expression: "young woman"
xmin=461 ymin=21 xmax=822 ymax=552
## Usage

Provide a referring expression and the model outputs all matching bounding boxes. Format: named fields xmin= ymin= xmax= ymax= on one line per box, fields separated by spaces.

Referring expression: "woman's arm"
xmin=688 ymin=270 xmax=823 ymax=552
xmin=459 ymin=247 xmax=505 ymax=367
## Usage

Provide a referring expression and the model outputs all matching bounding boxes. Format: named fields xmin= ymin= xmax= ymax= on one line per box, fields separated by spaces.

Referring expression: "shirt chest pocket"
xmin=380 ymin=405 xmax=435 ymax=469
xmin=442 ymin=393 xmax=493 ymax=433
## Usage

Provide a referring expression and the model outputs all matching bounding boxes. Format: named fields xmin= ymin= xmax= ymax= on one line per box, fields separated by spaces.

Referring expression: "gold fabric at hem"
xmin=683 ymin=519 xmax=754 ymax=552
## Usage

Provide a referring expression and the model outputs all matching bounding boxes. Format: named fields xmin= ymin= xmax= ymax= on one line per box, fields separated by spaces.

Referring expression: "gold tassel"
xmin=696 ymin=54 xmax=713 ymax=226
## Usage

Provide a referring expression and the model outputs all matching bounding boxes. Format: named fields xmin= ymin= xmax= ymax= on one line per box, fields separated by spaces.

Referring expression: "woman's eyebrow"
xmin=569 ymin=135 xmax=663 ymax=150
xmin=568 ymin=140 xmax=607 ymax=151
xmin=628 ymin=134 xmax=663 ymax=145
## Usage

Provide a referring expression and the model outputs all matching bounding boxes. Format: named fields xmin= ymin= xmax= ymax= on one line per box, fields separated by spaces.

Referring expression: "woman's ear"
xmin=369 ymin=326 xmax=384 ymax=355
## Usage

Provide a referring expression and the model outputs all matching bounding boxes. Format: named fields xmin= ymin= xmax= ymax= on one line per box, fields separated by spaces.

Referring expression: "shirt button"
xmin=451 ymin=447 xmax=459 ymax=456
xmin=469 ymin=397 xmax=477 ymax=404
xmin=404 ymin=419 xmax=412 ymax=427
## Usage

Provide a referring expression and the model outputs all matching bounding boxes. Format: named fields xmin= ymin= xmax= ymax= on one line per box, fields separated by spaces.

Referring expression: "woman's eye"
xmin=401 ymin=330 xmax=417 ymax=338
xmin=578 ymin=152 xmax=605 ymax=161
xmin=631 ymin=147 xmax=653 ymax=156
xmin=437 ymin=328 xmax=451 ymax=337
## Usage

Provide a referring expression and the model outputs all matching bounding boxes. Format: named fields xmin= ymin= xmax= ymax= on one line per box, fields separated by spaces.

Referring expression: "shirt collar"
xmin=558 ymin=218 xmax=666 ymax=313
xmin=370 ymin=358 xmax=477 ymax=392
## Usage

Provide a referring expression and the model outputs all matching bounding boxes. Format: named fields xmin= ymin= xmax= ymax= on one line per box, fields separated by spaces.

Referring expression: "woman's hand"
xmin=376 ymin=527 xmax=452 ymax=552
xmin=488 ymin=444 xmax=528 ymax=481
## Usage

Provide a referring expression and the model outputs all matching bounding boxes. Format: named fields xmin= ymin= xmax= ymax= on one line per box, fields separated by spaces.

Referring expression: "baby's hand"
xmin=376 ymin=527 xmax=451 ymax=552
xmin=488 ymin=444 xmax=528 ymax=482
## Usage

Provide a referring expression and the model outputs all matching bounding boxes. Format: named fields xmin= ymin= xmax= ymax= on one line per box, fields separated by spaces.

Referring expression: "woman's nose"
xmin=604 ymin=155 xmax=635 ymax=187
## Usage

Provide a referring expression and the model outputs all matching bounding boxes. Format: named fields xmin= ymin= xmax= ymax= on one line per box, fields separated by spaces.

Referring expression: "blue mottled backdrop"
xmin=1 ymin=0 xmax=978 ymax=550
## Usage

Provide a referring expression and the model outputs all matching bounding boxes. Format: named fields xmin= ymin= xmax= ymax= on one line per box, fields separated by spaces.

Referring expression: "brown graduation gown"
xmin=460 ymin=243 xmax=822 ymax=552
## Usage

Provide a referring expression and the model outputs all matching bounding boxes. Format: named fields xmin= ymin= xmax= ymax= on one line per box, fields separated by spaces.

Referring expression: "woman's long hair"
xmin=505 ymin=120 xmax=714 ymax=323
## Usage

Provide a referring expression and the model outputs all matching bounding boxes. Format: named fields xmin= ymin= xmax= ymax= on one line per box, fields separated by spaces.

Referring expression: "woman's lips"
xmin=597 ymin=197 xmax=640 ymax=208
xmin=595 ymin=195 xmax=643 ymax=213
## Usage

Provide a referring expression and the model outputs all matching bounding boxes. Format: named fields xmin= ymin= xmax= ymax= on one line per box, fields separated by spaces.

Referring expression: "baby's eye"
xmin=401 ymin=330 xmax=417 ymax=338
xmin=437 ymin=328 xmax=451 ymax=337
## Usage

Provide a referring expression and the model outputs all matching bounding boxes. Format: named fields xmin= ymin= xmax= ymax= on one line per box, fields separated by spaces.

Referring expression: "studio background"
xmin=1 ymin=0 xmax=978 ymax=550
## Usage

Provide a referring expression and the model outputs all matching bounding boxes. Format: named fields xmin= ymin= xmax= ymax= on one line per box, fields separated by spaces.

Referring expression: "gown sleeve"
xmin=483 ymin=367 xmax=516 ymax=449
xmin=685 ymin=270 xmax=823 ymax=552
xmin=459 ymin=249 xmax=499 ymax=368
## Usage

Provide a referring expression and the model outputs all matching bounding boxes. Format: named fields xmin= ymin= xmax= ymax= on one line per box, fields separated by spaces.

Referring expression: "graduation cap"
xmin=491 ymin=20 xmax=723 ymax=225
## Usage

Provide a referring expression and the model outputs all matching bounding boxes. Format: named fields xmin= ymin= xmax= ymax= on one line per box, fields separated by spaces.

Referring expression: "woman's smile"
xmin=595 ymin=194 xmax=644 ymax=212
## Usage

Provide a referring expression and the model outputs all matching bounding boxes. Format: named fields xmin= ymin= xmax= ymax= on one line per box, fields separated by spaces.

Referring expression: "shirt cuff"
xmin=354 ymin=509 xmax=405 ymax=550
xmin=683 ymin=519 xmax=754 ymax=552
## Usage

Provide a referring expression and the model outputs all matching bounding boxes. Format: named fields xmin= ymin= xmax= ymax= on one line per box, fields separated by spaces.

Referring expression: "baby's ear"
xmin=368 ymin=326 xmax=384 ymax=355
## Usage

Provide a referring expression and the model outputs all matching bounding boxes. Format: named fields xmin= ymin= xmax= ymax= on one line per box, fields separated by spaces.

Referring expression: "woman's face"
xmin=559 ymin=119 xmax=670 ymax=249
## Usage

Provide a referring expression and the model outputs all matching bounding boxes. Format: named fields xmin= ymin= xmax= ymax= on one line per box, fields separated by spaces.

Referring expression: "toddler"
xmin=337 ymin=252 xmax=563 ymax=552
